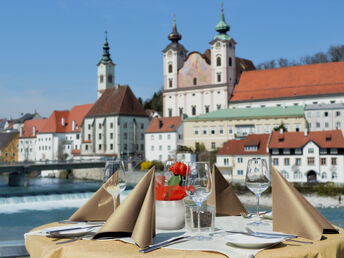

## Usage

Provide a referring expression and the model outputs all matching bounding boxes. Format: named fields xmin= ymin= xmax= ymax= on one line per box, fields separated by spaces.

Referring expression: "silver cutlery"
xmin=46 ymin=224 xmax=101 ymax=234
xmin=56 ymin=237 xmax=82 ymax=245
xmin=139 ymin=235 xmax=190 ymax=253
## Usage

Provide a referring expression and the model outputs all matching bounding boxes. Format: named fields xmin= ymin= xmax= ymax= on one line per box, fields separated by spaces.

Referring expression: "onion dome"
xmin=99 ymin=31 xmax=113 ymax=65
xmin=214 ymin=3 xmax=231 ymax=41
xmin=168 ymin=15 xmax=182 ymax=43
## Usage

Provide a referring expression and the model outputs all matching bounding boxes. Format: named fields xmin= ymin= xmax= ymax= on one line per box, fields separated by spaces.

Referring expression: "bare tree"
xmin=328 ymin=45 xmax=344 ymax=62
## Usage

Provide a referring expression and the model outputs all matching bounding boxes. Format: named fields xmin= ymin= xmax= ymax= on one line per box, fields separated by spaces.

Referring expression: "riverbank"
xmin=238 ymin=193 xmax=344 ymax=208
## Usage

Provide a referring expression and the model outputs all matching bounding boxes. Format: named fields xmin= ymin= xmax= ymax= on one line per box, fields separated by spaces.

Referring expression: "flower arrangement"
xmin=155 ymin=162 xmax=195 ymax=201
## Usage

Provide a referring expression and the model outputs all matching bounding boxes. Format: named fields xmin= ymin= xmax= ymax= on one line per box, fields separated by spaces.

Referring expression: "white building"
xmin=18 ymin=119 xmax=47 ymax=162
xmin=270 ymin=130 xmax=344 ymax=183
xmin=81 ymin=85 xmax=149 ymax=160
xmin=162 ymin=8 xmax=254 ymax=118
xmin=145 ymin=116 xmax=183 ymax=161
xmin=230 ymin=62 xmax=344 ymax=109
xmin=216 ymin=134 xmax=270 ymax=183
xmin=305 ymin=103 xmax=344 ymax=133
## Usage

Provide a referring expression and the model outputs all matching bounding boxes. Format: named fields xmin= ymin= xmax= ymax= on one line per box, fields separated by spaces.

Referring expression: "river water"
xmin=0 ymin=176 xmax=344 ymax=241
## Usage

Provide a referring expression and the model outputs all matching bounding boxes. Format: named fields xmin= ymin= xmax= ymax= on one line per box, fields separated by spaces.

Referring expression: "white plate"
xmin=224 ymin=233 xmax=285 ymax=249
xmin=262 ymin=211 xmax=273 ymax=220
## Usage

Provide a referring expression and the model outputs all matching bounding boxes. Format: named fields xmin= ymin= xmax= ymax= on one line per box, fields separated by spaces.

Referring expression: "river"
xmin=0 ymin=176 xmax=343 ymax=241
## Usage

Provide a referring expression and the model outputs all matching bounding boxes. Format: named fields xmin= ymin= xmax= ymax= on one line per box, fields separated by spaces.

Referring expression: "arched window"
xmin=108 ymin=75 xmax=113 ymax=83
xmin=332 ymin=172 xmax=338 ymax=180
xmin=228 ymin=57 xmax=232 ymax=66
xmin=169 ymin=79 xmax=173 ymax=88
xmin=217 ymin=73 xmax=221 ymax=82
xmin=168 ymin=64 xmax=173 ymax=73
xmin=192 ymin=106 xmax=196 ymax=116
xmin=281 ymin=170 xmax=289 ymax=179
xmin=216 ymin=56 xmax=221 ymax=66
xmin=100 ymin=75 xmax=104 ymax=83
xmin=321 ymin=172 xmax=327 ymax=180
xmin=193 ymin=77 xmax=197 ymax=85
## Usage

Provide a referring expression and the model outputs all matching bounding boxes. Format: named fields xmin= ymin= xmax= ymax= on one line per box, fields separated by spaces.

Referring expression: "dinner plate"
xmin=224 ymin=233 xmax=285 ymax=249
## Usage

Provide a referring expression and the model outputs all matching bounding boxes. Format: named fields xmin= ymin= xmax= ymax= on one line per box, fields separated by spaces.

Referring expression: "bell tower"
xmin=97 ymin=31 xmax=115 ymax=99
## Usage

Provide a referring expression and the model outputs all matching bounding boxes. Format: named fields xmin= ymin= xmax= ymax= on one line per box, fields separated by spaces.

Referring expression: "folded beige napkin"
xmin=208 ymin=165 xmax=247 ymax=216
xmin=272 ymin=167 xmax=337 ymax=240
xmin=93 ymin=166 xmax=156 ymax=248
xmin=69 ymin=172 xmax=119 ymax=221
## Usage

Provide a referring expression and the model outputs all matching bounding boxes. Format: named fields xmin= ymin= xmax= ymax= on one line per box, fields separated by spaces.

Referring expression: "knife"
xmin=225 ymin=230 xmax=297 ymax=238
xmin=46 ymin=225 xmax=101 ymax=234
xmin=139 ymin=236 xmax=190 ymax=253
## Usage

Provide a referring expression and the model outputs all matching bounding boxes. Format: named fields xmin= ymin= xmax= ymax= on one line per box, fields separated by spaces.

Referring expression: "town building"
xmin=0 ymin=131 xmax=19 ymax=164
xmin=269 ymin=130 xmax=344 ymax=183
xmin=183 ymin=106 xmax=306 ymax=151
xmin=162 ymin=8 xmax=254 ymax=118
xmin=305 ymin=103 xmax=344 ymax=133
xmin=145 ymin=116 xmax=183 ymax=161
xmin=216 ymin=134 xmax=270 ymax=183
xmin=230 ymin=62 xmax=344 ymax=108
xmin=18 ymin=119 xmax=47 ymax=162
xmin=36 ymin=103 xmax=93 ymax=161
xmin=81 ymin=85 xmax=149 ymax=159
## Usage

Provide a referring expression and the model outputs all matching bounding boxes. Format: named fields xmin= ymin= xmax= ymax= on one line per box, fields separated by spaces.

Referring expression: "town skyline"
xmin=1 ymin=0 xmax=343 ymax=118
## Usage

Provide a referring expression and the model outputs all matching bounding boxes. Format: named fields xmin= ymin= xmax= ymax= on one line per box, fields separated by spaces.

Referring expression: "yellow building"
xmin=183 ymin=106 xmax=306 ymax=151
xmin=0 ymin=132 xmax=19 ymax=164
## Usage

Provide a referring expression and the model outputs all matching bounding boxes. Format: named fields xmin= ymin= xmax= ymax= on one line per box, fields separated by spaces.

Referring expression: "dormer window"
xmin=216 ymin=56 xmax=221 ymax=66
xmin=244 ymin=145 xmax=258 ymax=151
xmin=61 ymin=117 xmax=65 ymax=126
xmin=168 ymin=64 xmax=173 ymax=73
xmin=72 ymin=120 xmax=76 ymax=131
xmin=193 ymin=77 xmax=197 ymax=85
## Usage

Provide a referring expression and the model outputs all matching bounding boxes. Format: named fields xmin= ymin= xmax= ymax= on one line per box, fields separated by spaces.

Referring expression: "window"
xmin=159 ymin=134 xmax=162 ymax=140
xmin=216 ymin=56 xmax=221 ymax=66
xmin=159 ymin=145 xmax=162 ymax=151
xmin=256 ymin=125 xmax=262 ymax=133
xmin=281 ymin=170 xmax=289 ymax=179
xmin=307 ymin=112 xmax=311 ymax=118
xmin=169 ymin=79 xmax=173 ymax=88
xmin=316 ymin=122 xmax=320 ymax=128
xmin=141 ymin=133 xmax=144 ymax=140
xmin=110 ymin=122 xmax=113 ymax=129
xmin=141 ymin=123 xmax=144 ymax=129
xmin=124 ymin=132 xmax=127 ymax=140
xmin=168 ymin=145 xmax=171 ymax=151
xmin=295 ymin=148 xmax=302 ymax=154
xmin=283 ymin=149 xmax=290 ymax=154
xmin=264 ymin=125 xmax=270 ymax=133
xmin=98 ymin=133 xmax=101 ymax=140
xmin=321 ymin=172 xmax=327 ymax=180
xmin=294 ymin=171 xmax=302 ymax=179
xmin=98 ymin=124 xmax=102 ymax=129
xmin=202 ymin=127 xmax=208 ymax=135
xmin=331 ymin=158 xmax=337 ymax=165
xmin=168 ymin=64 xmax=173 ymax=73
xmin=124 ymin=122 xmax=127 ymax=128
xmin=320 ymin=158 xmax=326 ymax=165
xmin=210 ymin=127 xmax=216 ymax=135
xmin=308 ymin=148 xmax=314 ymax=154
xmin=284 ymin=158 xmax=290 ymax=166
xmin=273 ymin=158 xmax=279 ymax=166
xmin=332 ymin=172 xmax=338 ymax=180
xmin=325 ymin=122 xmax=329 ymax=128
xmin=205 ymin=105 xmax=209 ymax=113
xmin=320 ymin=148 xmax=327 ymax=154
xmin=330 ymin=148 xmax=338 ymax=154
xmin=159 ymin=155 xmax=162 ymax=161
xmin=98 ymin=144 xmax=102 ymax=150
xmin=219 ymin=126 xmax=224 ymax=134
xmin=211 ymin=142 xmax=216 ymax=149
xmin=228 ymin=126 xmax=233 ymax=134
xmin=110 ymin=133 xmax=113 ymax=139
xmin=151 ymin=146 xmax=154 ymax=151
xmin=88 ymin=124 xmax=91 ymax=130
xmin=324 ymin=112 xmax=328 ymax=117
xmin=167 ymin=134 xmax=171 ymax=140
xmin=168 ymin=109 xmax=172 ymax=117
xmin=294 ymin=158 xmax=301 ymax=166
xmin=316 ymin=111 xmax=320 ymax=117
xmin=141 ymin=144 xmax=144 ymax=151
xmin=308 ymin=157 xmax=315 ymax=165
xmin=272 ymin=149 xmax=279 ymax=154
xmin=88 ymin=134 xmax=91 ymax=140
xmin=110 ymin=144 xmax=113 ymax=150
xmin=237 ymin=170 xmax=243 ymax=176
xmin=124 ymin=144 xmax=127 ymax=151
xmin=336 ymin=121 xmax=341 ymax=129
xmin=237 ymin=157 xmax=243 ymax=163
xmin=108 ymin=75 xmax=113 ymax=83
xmin=228 ymin=57 xmax=232 ymax=66
xmin=193 ymin=77 xmax=197 ymax=85
xmin=336 ymin=111 xmax=341 ymax=117
xmin=192 ymin=106 xmax=196 ymax=116
xmin=217 ymin=73 xmax=221 ymax=82
xmin=85 ymin=145 xmax=88 ymax=151
xmin=217 ymin=104 xmax=221 ymax=110
xmin=100 ymin=75 xmax=104 ymax=83
xmin=179 ymin=108 xmax=183 ymax=116
xmin=224 ymin=158 xmax=229 ymax=166
xmin=193 ymin=127 xmax=200 ymax=135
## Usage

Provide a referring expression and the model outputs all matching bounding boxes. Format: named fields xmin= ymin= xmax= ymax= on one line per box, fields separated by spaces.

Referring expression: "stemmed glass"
xmin=103 ymin=160 xmax=127 ymax=208
xmin=245 ymin=158 xmax=270 ymax=225
xmin=185 ymin=162 xmax=212 ymax=241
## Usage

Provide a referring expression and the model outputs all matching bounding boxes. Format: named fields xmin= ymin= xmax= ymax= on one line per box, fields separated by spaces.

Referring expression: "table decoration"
xmin=155 ymin=161 xmax=194 ymax=230
xmin=69 ymin=171 xmax=119 ymax=222
xmin=93 ymin=166 xmax=156 ymax=248
xmin=272 ymin=166 xmax=338 ymax=240
xmin=208 ymin=165 xmax=247 ymax=216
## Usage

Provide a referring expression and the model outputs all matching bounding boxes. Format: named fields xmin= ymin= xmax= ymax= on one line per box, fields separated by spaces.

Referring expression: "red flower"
xmin=168 ymin=185 xmax=187 ymax=200
xmin=168 ymin=162 xmax=189 ymax=177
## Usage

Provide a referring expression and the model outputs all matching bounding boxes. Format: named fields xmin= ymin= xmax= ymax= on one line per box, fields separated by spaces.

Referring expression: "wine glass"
xmin=103 ymin=160 xmax=127 ymax=208
xmin=185 ymin=162 xmax=212 ymax=241
xmin=245 ymin=158 xmax=270 ymax=225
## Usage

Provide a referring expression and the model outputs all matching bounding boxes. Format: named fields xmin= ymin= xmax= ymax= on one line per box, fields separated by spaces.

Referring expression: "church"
xmin=162 ymin=7 xmax=255 ymax=118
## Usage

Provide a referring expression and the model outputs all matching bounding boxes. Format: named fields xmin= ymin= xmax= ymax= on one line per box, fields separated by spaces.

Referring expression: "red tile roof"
xmin=231 ymin=62 xmax=344 ymax=102
xmin=86 ymin=85 xmax=147 ymax=117
xmin=146 ymin=116 xmax=182 ymax=133
xmin=217 ymin=134 xmax=270 ymax=155
xmin=20 ymin=119 xmax=47 ymax=138
xmin=269 ymin=130 xmax=344 ymax=149
xmin=40 ymin=103 xmax=93 ymax=133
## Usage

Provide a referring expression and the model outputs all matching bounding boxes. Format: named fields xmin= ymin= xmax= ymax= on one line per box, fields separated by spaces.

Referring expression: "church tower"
xmin=97 ymin=32 xmax=115 ymax=99
xmin=210 ymin=4 xmax=236 ymax=89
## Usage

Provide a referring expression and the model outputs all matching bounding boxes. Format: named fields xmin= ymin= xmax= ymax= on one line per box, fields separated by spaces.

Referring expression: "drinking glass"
xmin=245 ymin=158 xmax=270 ymax=225
xmin=103 ymin=160 xmax=127 ymax=208
xmin=185 ymin=162 xmax=212 ymax=241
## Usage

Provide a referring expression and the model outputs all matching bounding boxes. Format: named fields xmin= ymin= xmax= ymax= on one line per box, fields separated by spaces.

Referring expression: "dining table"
xmin=25 ymin=215 xmax=344 ymax=258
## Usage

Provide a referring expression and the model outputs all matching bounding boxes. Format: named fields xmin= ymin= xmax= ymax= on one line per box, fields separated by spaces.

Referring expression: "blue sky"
xmin=0 ymin=0 xmax=343 ymax=118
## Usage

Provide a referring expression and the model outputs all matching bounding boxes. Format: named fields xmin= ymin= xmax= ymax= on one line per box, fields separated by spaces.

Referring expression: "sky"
xmin=0 ymin=0 xmax=343 ymax=119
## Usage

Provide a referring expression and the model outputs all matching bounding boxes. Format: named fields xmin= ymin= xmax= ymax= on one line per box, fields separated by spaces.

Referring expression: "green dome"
xmin=214 ymin=6 xmax=231 ymax=41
